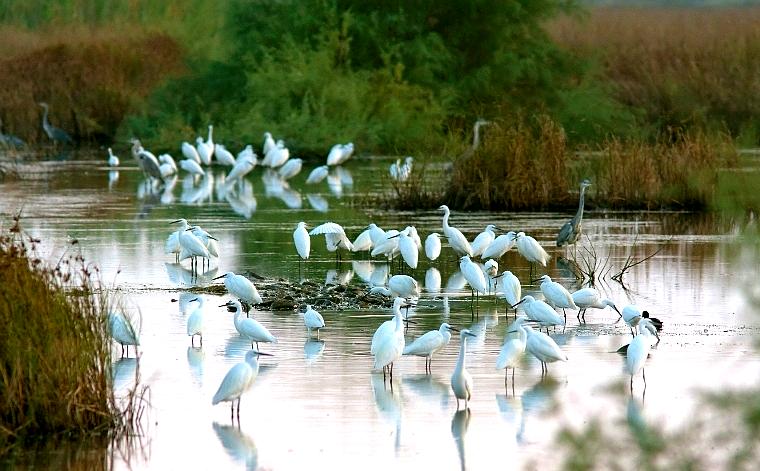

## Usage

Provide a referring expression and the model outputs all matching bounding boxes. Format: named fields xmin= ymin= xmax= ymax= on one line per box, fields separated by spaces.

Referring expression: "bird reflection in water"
xmin=304 ymin=338 xmax=325 ymax=365
xmin=451 ymin=408 xmax=471 ymax=471
xmin=306 ymin=193 xmax=329 ymax=212
xmin=108 ymin=170 xmax=119 ymax=190
xmin=402 ymin=374 xmax=450 ymax=409
xmin=425 ymin=267 xmax=442 ymax=294
xmin=517 ymin=377 xmax=561 ymax=444
xmin=112 ymin=357 xmax=138 ymax=392
xmin=187 ymin=346 xmax=205 ymax=388
xmin=164 ymin=262 xmax=218 ymax=287
xmin=371 ymin=373 xmax=402 ymax=456
xmin=212 ymin=422 xmax=258 ymax=470
xmin=496 ymin=393 xmax=525 ymax=445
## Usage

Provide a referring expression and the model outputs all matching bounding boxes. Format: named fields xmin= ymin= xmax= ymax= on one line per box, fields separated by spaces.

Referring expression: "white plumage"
xmin=496 ymin=318 xmax=529 ymax=380
xmin=212 ymin=349 xmax=268 ymax=418
xmin=425 ymin=232 xmax=442 ymax=260
xmin=351 ymin=229 xmax=373 ymax=253
xmin=439 ymin=205 xmax=473 ymax=256
xmin=293 ymin=222 xmax=311 ymax=260
xmin=500 ymin=270 xmax=522 ymax=308
xmin=481 ymin=231 xmax=517 ymax=260
xmin=572 ymin=287 xmax=619 ymax=322
xmin=227 ymin=159 xmax=256 ymax=181
xmin=309 ymin=222 xmax=353 ymax=252
xmin=538 ymin=275 xmax=577 ymax=320
xmin=214 ymin=144 xmax=237 ymax=166
xmin=524 ymin=323 xmax=568 ymax=373
xmin=459 ymin=255 xmax=488 ymax=294
xmin=451 ymin=329 xmax=477 ymax=409
xmin=214 ymin=272 xmax=263 ymax=305
xmin=223 ymin=299 xmax=277 ymax=348
xmin=107 ymin=147 xmax=119 ymax=167
xmin=181 ymin=141 xmax=201 ymax=163
xmin=518 ymin=295 xmax=565 ymax=328
xmin=108 ymin=311 xmax=140 ymax=357
xmin=278 ymin=158 xmax=303 ymax=179
xmin=397 ymin=228 xmax=419 ymax=269
xmin=470 ymin=224 xmax=497 ymax=258
xmin=372 ymin=298 xmax=406 ymax=374
xmin=515 ymin=231 xmax=550 ymax=267
xmin=180 ymin=158 xmax=205 ymax=176
xmin=403 ymin=323 xmax=454 ymax=373
xmin=303 ymin=304 xmax=325 ymax=338
xmin=306 ymin=165 xmax=329 ymax=184
xmin=388 ymin=274 xmax=420 ymax=299
xmin=187 ymin=296 xmax=206 ymax=346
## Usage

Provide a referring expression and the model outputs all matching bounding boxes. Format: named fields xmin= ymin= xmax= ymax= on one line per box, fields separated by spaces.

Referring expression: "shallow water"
xmin=1 ymin=149 xmax=759 ymax=470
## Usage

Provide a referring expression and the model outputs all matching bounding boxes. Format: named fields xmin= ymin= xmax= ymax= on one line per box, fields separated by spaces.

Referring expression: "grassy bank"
xmin=0 ymin=217 xmax=133 ymax=452
xmin=548 ymin=7 xmax=760 ymax=145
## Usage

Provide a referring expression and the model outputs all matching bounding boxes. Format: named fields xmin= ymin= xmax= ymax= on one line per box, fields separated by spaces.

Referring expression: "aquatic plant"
xmin=0 ymin=216 xmax=142 ymax=452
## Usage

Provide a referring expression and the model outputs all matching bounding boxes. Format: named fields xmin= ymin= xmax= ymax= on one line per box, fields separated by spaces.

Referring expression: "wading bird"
xmin=471 ymin=224 xmax=497 ymax=258
xmin=496 ymin=317 xmax=529 ymax=387
xmin=571 ymin=288 xmax=620 ymax=323
xmin=626 ymin=318 xmax=658 ymax=393
xmin=403 ymin=323 xmax=457 ymax=374
xmin=214 ymin=272 xmax=263 ymax=308
xmin=523 ymin=322 xmax=568 ymax=376
xmin=460 ymin=255 xmax=488 ymax=312
xmin=515 ymin=232 xmax=550 ymax=275
xmin=214 ymin=144 xmax=236 ymax=166
xmin=306 ymin=165 xmax=329 ymax=184
xmin=212 ymin=348 xmax=272 ymax=420
xmin=108 ymin=311 xmax=140 ymax=358
xmin=373 ymin=297 xmax=407 ymax=382
xmin=556 ymin=179 xmax=592 ymax=255
xmin=38 ymin=102 xmax=73 ymax=145
xmin=107 ymin=148 xmax=119 ymax=167
xmin=481 ymin=231 xmax=517 ymax=260
xmin=303 ymin=305 xmax=325 ymax=339
xmin=451 ymin=329 xmax=478 ymax=410
xmin=513 ymin=295 xmax=564 ymax=331
xmin=222 ymin=299 xmax=277 ymax=349
xmin=500 ymin=270 xmax=521 ymax=316
xmin=309 ymin=222 xmax=353 ymax=260
xmin=187 ymin=296 xmax=206 ymax=346
xmin=537 ymin=275 xmax=577 ymax=322
xmin=439 ymin=205 xmax=473 ymax=256
xmin=425 ymin=233 xmax=442 ymax=261
xmin=181 ymin=141 xmax=201 ymax=163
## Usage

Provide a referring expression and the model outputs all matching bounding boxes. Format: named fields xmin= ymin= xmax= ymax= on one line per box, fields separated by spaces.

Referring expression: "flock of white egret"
xmin=109 ymin=185 xmax=663 ymax=417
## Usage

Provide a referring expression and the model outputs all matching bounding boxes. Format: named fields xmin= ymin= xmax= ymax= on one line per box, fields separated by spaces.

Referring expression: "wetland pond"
xmin=1 ymin=149 xmax=759 ymax=470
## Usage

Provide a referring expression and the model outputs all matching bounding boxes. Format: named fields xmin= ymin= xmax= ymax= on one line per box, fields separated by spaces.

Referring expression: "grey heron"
xmin=556 ymin=179 xmax=592 ymax=253
xmin=38 ymin=102 xmax=73 ymax=145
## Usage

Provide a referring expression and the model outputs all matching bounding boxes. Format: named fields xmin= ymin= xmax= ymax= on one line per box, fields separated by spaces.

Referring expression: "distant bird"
xmin=460 ymin=255 xmax=488 ymax=305
xmin=306 ymin=165 xmax=329 ymax=184
xmin=515 ymin=232 xmax=550 ymax=273
xmin=214 ymin=272 xmax=263 ymax=307
xmin=389 ymin=156 xmax=413 ymax=182
xmin=264 ymin=144 xmax=289 ymax=168
xmin=107 ymin=148 xmax=119 ymax=167
xmin=187 ymin=296 xmax=206 ymax=346
xmin=303 ymin=305 xmax=325 ymax=339
xmin=226 ymin=158 xmax=255 ymax=181
xmin=523 ymin=322 xmax=568 ymax=376
xmin=38 ymin=102 xmax=73 ymax=145
xmin=309 ymin=222 xmax=353 ymax=259
xmin=0 ymin=117 xmax=25 ymax=148
xmin=557 ymin=179 xmax=592 ymax=253
xmin=481 ymin=231 xmax=517 ymax=260
xmin=571 ymin=288 xmax=620 ymax=322
xmin=626 ymin=318 xmax=658 ymax=392
xmin=130 ymin=139 xmax=162 ymax=181
xmin=451 ymin=329 xmax=478 ymax=410
xmin=513 ymin=295 xmax=564 ymax=330
xmin=181 ymin=141 xmax=201 ymax=163
xmin=372 ymin=297 xmax=407 ymax=381
xmin=180 ymin=158 xmax=205 ymax=176
xmin=461 ymin=119 xmax=491 ymax=159
xmin=214 ymin=144 xmax=237 ymax=166
xmin=158 ymin=154 xmax=178 ymax=178
xmin=425 ymin=233 xmax=442 ymax=261
xmin=262 ymin=132 xmax=276 ymax=156
xmin=367 ymin=223 xmax=387 ymax=247
xmin=500 ymin=270 xmax=521 ymax=316
xmin=212 ymin=348 xmax=272 ymax=419
xmin=470 ymin=224 xmax=497 ymax=258
xmin=222 ymin=299 xmax=277 ymax=350
xmin=496 ymin=317 xmax=529 ymax=386
xmin=326 ymin=142 xmax=354 ymax=166
xmin=403 ymin=323 xmax=457 ymax=374
xmin=351 ymin=229 xmax=373 ymax=254
xmin=293 ymin=222 xmax=311 ymax=261
xmin=393 ymin=227 xmax=419 ymax=269
xmin=196 ymin=136 xmax=212 ymax=166
xmin=108 ymin=311 xmax=140 ymax=358
xmin=439 ymin=205 xmax=473 ymax=256
xmin=537 ymin=275 xmax=577 ymax=321
xmin=278 ymin=158 xmax=303 ymax=179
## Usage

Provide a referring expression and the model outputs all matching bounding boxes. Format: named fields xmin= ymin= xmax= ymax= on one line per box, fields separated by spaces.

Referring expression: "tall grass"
xmin=548 ymin=7 xmax=760 ymax=144
xmin=0 ymin=28 xmax=183 ymax=144
xmin=0 ymin=216 xmax=132 ymax=451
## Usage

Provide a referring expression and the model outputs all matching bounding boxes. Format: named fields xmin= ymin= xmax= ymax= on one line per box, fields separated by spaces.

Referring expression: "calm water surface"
xmin=1 ymin=150 xmax=759 ymax=470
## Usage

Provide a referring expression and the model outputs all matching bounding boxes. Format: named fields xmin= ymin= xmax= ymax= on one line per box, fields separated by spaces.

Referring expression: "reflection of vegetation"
xmin=0 ymin=217 xmax=143 ymax=453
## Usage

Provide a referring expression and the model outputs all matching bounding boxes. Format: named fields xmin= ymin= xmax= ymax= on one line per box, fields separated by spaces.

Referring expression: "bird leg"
xmin=237 ymin=398 xmax=241 ymax=419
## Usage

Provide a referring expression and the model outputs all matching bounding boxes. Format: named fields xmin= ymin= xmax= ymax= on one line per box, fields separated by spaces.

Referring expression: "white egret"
xmin=306 ymin=165 xmax=329 ymax=184
xmin=370 ymin=297 xmax=407 ymax=355
xmin=278 ymin=158 xmax=302 ymax=179
xmin=403 ymin=323 xmax=457 ymax=374
xmin=221 ymin=300 xmax=277 ymax=349
xmin=395 ymin=228 xmax=419 ymax=269
xmin=367 ymin=223 xmax=387 ymax=247
xmin=438 ymin=205 xmax=473 ymax=256
xmin=236 ymin=144 xmax=257 ymax=163
xmin=187 ymin=296 xmax=206 ymax=346
xmin=227 ymin=158 xmax=256 ymax=181
xmin=388 ymin=274 xmax=420 ymax=299
xmin=107 ymin=147 xmax=119 ymax=167
xmin=496 ymin=317 xmax=529 ymax=386
xmin=626 ymin=318 xmax=658 ymax=392
xmin=513 ymin=295 xmax=564 ymax=330
xmin=172 ymin=219 xmax=210 ymax=271
xmin=215 ymin=144 xmax=236 ymax=166
xmin=537 ymin=275 xmax=577 ymax=321
xmin=309 ymin=222 xmax=353 ymax=259
xmin=389 ymin=156 xmax=413 ymax=182
xmin=181 ymin=141 xmax=201 ymax=163
xmin=196 ymin=136 xmax=212 ymax=165
xmin=326 ymin=143 xmax=343 ymax=166
xmin=212 ymin=348 xmax=272 ymax=419
xmin=165 ymin=219 xmax=185 ymax=262
xmin=180 ymin=158 xmax=205 ymax=176
xmin=158 ymin=153 xmax=178 ymax=178
xmin=471 ymin=224 xmax=497 ymax=258
xmin=293 ymin=222 xmax=311 ymax=261
xmin=371 ymin=229 xmax=400 ymax=260
xmin=108 ymin=311 xmax=139 ymax=358
xmin=500 ymin=270 xmax=521 ymax=316
xmin=425 ymin=233 xmax=442 ymax=261
xmin=523 ymin=322 xmax=568 ymax=375
xmin=262 ymin=132 xmax=276 ymax=156
xmin=481 ymin=231 xmax=517 ymax=260
xmin=407 ymin=226 xmax=422 ymax=251
xmin=460 ymin=256 xmax=488 ymax=313
xmin=351 ymin=229 xmax=373 ymax=253
xmin=557 ymin=179 xmax=592 ymax=253
xmin=515 ymin=232 xmax=550 ymax=273
xmin=571 ymin=288 xmax=620 ymax=322
xmin=265 ymin=145 xmax=289 ymax=168
xmin=204 ymin=125 xmax=215 ymax=159
xmin=338 ymin=142 xmax=354 ymax=165
xmin=190 ymin=225 xmax=219 ymax=268
xmin=303 ymin=304 xmax=325 ymax=339
xmin=451 ymin=329 xmax=478 ymax=410
xmin=484 ymin=259 xmax=498 ymax=293
xmin=213 ymin=272 xmax=263 ymax=307
xmin=621 ymin=305 xmax=643 ymax=335
xmin=372 ymin=297 xmax=407 ymax=381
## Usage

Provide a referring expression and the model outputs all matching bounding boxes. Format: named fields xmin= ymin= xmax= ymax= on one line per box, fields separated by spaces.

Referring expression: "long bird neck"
xmin=456 ymin=337 xmax=468 ymax=369
xmin=518 ymin=326 xmax=528 ymax=345
xmin=207 ymin=126 xmax=213 ymax=142
xmin=394 ymin=309 xmax=403 ymax=331
xmin=442 ymin=210 xmax=450 ymax=231
xmin=575 ymin=186 xmax=587 ymax=223
xmin=41 ymin=106 xmax=51 ymax=131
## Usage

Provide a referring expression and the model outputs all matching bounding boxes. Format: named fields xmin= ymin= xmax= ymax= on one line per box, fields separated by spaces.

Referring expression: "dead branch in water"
xmin=611 ymin=235 xmax=671 ymax=283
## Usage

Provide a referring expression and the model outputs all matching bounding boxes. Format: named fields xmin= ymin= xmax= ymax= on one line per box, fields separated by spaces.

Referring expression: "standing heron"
xmin=213 ymin=272 xmax=263 ymax=308
xmin=303 ymin=305 xmax=325 ymax=339
xmin=439 ymin=205 xmax=473 ymax=257
xmin=451 ymin=329 xmax=478 ymax=410
xmin=403 ymin=323 xmax=458 ymax=374
xmin=222 ymin=300 xmax=277 ymax=350
xmin=38 ymin=102 xmax=73 ymax=145
xmin=108 ymin=311 xmax=140 ymax=358
xmin=461 ymin=119 xmax=491 ymax=159
xmin=557 ymin=179 xmax=592 ymax=255
xmin=496 ymin=317 xmax=529 ymax=388
xmin=212 ymin=348 xmax=272 ymax=420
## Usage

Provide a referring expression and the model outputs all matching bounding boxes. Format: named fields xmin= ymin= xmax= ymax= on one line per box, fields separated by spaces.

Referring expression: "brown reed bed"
xmin=0 ymin=26 xmax=183 ymax=145
xmin=547 ymin=7 xmax=760 ymax=142
xmin=0 ymin=215 xmax=143 ymax=453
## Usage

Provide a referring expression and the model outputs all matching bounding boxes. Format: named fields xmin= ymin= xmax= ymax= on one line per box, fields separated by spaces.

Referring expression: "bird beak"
xmin=185 ymin=227 xmax=194 ymax=231
xmin=387 ymin=234 xmax=400 ymax=239
xmin=251 ymin=350 xmax=274 ymax=357
xmin=217 ymin=303 xmax=230 ymax=308
xmin=170 ymin=219 xmax=183 ymax=224
xmin=464 ymin=331 xmax=477 ymax=338
xmin=212 ymin=275 xmax=225 ymax=281
xmin=612 ymin=305 xmax=621 ymax=315
xmin=449 ymin=326 xmax=461 ymax=333
xmin=208 ymin=235 xmax=219 ymax=241
xmin=510 ymin=299 xmax=526 ymax=309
